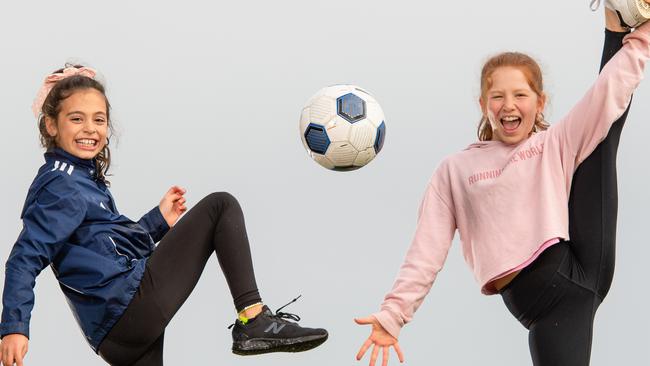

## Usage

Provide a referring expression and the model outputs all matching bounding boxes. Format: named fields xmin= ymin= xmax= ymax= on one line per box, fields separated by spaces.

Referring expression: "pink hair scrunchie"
xmin=32 ymin=66 xmax=97 ymax=119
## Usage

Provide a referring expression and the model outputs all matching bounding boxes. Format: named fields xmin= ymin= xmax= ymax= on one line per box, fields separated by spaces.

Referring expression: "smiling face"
xmin=480 ymin=66 xmax=545 ymax=145
xmin=45 ymin=88 xmax=109 ymax=160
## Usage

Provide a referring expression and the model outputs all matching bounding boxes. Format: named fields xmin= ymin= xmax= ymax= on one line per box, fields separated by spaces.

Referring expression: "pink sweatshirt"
xmin=373 ymin=24 xmax=650 ymax=340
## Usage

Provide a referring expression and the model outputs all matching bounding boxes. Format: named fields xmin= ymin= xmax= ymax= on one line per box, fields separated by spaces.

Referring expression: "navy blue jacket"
xmin=0 ymin=148 xmax=169 ymax=352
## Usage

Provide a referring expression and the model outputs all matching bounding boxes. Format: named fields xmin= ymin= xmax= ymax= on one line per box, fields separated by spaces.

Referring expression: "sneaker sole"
xmin=614 ymin=0 xmax=650 ymax=28
xmin=232 ymin=334 xmax=328 ymax=355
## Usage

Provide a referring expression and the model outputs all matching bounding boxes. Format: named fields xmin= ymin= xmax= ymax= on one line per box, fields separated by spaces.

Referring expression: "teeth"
xmin=502 ymin=116 xmax=520 ymax=122
xmin=76 ymin=139 xmax=96 ymax=146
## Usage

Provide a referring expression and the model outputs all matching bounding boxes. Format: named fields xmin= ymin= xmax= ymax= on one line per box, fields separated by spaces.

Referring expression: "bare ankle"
xmin=240 ymin=303 xmax=263 ymax=319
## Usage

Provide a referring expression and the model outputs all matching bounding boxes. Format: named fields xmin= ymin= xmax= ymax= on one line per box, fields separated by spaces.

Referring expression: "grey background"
xmin=1 ymin=0 xmax=648 ymax=365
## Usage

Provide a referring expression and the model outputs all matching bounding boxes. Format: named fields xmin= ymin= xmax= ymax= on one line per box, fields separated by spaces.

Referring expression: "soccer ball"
xmin=299 ymin=85 xmax=386 ymax=171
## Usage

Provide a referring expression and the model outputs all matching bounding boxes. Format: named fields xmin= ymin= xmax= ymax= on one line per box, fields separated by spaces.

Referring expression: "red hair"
xmin=477 ymin=52 xmax=549 ymax=141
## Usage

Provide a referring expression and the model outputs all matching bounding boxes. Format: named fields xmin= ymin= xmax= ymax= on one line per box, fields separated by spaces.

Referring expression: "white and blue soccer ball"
xmin=299 ymin=85 xmax=386 ymax=171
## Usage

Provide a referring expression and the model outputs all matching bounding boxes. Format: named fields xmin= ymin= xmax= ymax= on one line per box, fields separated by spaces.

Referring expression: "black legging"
xmin=500 ymin=29 xmax=631 ymax=365
xmin=98 ymin=192 xmax=262 ymax=366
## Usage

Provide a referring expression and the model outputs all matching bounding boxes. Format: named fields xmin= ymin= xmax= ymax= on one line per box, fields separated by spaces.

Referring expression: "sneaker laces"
xmin=227 ymin=295 xmax=303 ymax=329
xmin=590 ymin=0 xmax=601 ymax=11
xmin=272 ymin=295 xmax=302 ymax=323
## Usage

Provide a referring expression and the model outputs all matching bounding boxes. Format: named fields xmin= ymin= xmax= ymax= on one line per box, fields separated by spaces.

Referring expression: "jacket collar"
xmin=45 ymin=147 xmax=96 ymax=170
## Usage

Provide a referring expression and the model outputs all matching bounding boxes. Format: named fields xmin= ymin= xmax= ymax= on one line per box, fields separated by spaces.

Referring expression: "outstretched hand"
xmin=355 ymin=316 xmax=404 ymax=366
xmin=159 ymin=185 xmax=187 ymax=227
xmin=0 ymin=333 xmax=29 ymax=366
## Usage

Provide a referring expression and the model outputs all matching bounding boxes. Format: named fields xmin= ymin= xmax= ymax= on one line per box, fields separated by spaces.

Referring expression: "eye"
xmin=491 ymin=95 xmax=503 ymax=100
xmin=71 ymin=117 xmax=82 ymax=123
xmin=516 ymin=93 xmax=528 ymax=98
xmin=95 ymin=118 xmax=106 ymax=124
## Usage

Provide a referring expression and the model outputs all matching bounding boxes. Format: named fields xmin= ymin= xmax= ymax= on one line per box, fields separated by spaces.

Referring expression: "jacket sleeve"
xmin=137 ymin=207 xmax=169 ymax=243
xmin=372 ymin=179 xmax=457 ymax=339
xmin=1 ymin=176 xmax=87 ymax=339
xmin=548 ymin=23 xmax=650 ymax=167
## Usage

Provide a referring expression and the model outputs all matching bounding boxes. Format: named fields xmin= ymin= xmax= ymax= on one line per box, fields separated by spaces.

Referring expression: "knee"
xmin=204 ymin=191 xmax=240 ymax=210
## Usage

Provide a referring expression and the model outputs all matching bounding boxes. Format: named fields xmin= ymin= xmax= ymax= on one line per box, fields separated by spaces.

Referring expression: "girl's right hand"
xmin=0 ymin=333 xmax=28 ymax=366
xmin=355 ymin=316 xmax=405 ymax=366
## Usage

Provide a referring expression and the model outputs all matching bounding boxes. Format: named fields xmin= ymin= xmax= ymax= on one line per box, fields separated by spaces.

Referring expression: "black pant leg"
xmin=130 ymin=333 xmax=165 ymax=366
xmin=501 ymin=243 xmax=602 ymax=366
xmin=501 ymin=30 xmax=633 ymax=366
xmin=527 ymin=280 xmax=599 ymax=366
xmin=567 ymin=29 xmax=630 ymax=299
xmin=98 ymin=192 xmax=262 ymax=365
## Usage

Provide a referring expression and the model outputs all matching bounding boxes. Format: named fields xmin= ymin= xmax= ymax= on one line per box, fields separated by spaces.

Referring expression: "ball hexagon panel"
xmin=349 ymin=120 xmax=376 ymax=151
xmin=308 ymin=96 xmax=335 ymax=125
xmin=324 ymin=116 xmax=352 ymax=142
xmin=354 ymin=147 xmax=376 ymax=166
xmin=325 ymin=141 xmax=358 ymax=167
xmin=374 ymin=121 xmax=386 ymax=154
xmin=312 ymin=154 xmax=335 ymax=170
xmin=304 ymin=123 xmax=330 ymax=155
xmin=337 ymin=93 xmax=366 ymax=124
xmin=365 ymin=100 xmax=385 ymax=128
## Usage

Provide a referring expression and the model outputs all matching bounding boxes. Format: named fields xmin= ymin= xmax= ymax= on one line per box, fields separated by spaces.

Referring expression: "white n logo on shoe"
xmin=264 ymin=322 xmax=286 ymax=334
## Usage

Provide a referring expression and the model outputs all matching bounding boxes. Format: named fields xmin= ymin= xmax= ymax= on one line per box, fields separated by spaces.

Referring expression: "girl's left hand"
xmin=159 ymin=185 xmax=187 ymax=227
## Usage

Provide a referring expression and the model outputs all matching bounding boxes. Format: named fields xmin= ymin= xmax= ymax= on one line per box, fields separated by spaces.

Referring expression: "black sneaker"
xmin=229 ymin=297 xmax=328 ymax=355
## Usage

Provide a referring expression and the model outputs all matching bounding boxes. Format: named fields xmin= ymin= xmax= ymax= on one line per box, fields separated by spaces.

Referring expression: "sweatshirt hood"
xmin=464 ymin=141 xmax=497 ymax=150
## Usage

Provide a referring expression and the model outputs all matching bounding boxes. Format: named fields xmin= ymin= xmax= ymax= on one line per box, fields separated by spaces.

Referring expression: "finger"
xmin=16 ymin=354 xmax=24 ymax=366
xmin=168 ymin=186 xmax=185 ymax=195
xmin=356 ymin=338 xmax=373 ymax=360
xmin=382 ymin=346 xmax=389 ymax=366
xmin=354 ymin=317 xmax=374 ymax=325
xmin=169 ymin=192 xmax=183 ymax=201
xmin=4 ymin=348 xmax=14 ymax=366
xmin=370 ymin=344 xmax=379 ymax=366
xmin=164 ymin=194 xmax=184 ymax=205
xmin=393 ymin=343 xmax=405 ymax=363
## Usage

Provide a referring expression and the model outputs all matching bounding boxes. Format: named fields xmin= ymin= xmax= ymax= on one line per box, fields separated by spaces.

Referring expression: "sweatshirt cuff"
xmin=0 ymin=321 xmax=29 ymax=340
xmin=372 ymin=309 xmax=403 ymax=339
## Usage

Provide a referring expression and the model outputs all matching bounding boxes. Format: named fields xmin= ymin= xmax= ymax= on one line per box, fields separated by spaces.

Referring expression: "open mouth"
xmin=75 ymin=138 xmax=98 ymax=150
xmin=500 ymin=116 xmax=521 ymax=133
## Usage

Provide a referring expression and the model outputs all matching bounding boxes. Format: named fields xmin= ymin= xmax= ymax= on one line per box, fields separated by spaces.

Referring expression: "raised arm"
xmin=550 ymin=20 xmax=650 ymax=167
